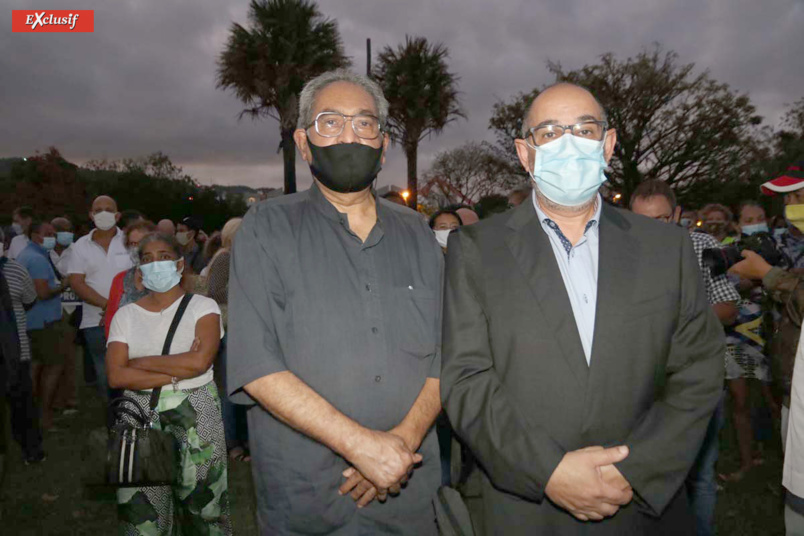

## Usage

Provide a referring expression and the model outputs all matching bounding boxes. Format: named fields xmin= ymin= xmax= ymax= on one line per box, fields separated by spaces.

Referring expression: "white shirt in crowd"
xmin=7 ymin=234 xmax=29 ymax=259
xmin=51 ymin=246 xmax=81 ymax=315
xmin=67 ymin=228 xmax=132 ymax=329
xmin=107 ymin=294 xmax=223 ymax=391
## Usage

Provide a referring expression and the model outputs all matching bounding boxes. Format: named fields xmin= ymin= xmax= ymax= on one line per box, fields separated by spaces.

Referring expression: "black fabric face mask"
xmin=307 ymin=140 xmax=383 ymax=193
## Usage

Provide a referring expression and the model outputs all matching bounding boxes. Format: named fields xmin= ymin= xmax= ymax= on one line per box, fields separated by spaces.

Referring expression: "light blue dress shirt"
xmin=532 ymin=191 xmax=601 ymax=364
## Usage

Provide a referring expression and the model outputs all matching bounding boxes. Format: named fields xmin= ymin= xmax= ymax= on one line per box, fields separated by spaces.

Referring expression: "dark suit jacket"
xmin=440 ymin=200 xmax=725 ymax=535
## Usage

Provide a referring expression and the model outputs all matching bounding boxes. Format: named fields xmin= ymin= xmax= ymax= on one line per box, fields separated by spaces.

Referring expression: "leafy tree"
xmin=0 ymin=148 xmax=88 ymax=224
xmin=216 ymin=0 xmax=350 ymax=194
xmin=81 ymin=153 xmax=247 ymax=231
xmin=772 ymin=97 xmax=804 ymax=171
xmin=374 ymin=36 xmax=465 ymax=208
xmin=489 ymin=45 xmax=764 ymax=206
xmin=421 ymin=141 xmax=523 ymax=208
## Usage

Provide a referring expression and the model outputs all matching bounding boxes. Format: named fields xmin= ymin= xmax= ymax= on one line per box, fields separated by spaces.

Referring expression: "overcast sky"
xmin=3 ymin=0 xmax=803 ymax=192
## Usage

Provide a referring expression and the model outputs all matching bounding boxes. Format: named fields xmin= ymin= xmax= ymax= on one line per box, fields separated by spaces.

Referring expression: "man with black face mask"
xmin=227 ymin=69 xmax=443 ymax=535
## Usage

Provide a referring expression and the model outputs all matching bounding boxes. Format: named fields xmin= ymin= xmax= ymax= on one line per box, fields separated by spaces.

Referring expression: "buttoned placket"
xmin=338 ymin=213 xmax=389 ymax=391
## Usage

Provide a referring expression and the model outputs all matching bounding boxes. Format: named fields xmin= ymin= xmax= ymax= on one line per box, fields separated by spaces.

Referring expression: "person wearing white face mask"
xmin=67 ymin=195 xmax=132 ymax=400
xmin=106 ymin=231 xmax=230 ymax=534
xmin=429 ymin=209 xmax=463 ymax=252
xmin=441 ymin=83 xmax=724 ymax=534
xmin=176 ymin=216 xmax=207 ymax=275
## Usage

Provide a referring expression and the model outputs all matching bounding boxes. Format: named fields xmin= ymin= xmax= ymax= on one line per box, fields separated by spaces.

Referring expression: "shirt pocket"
xmin=389 ymin=286 xmax=438 ymax=359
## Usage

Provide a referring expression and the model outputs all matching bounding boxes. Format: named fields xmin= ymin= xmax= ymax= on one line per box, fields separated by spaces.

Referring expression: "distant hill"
xmin=212 ymin=184 xmax=281 ymax=205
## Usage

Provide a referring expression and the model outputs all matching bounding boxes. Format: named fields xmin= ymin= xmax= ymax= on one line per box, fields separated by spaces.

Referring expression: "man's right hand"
xmin=347 ymin=429 xmax=422 ymax=490
xmin=544 ymin=445 xmax=633 ymax=521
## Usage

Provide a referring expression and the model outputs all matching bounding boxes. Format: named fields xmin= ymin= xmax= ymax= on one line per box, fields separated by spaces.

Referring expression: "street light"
xmin=613 ymin=193 xmax=622 ymax=202
xmin=401 ymin=190 xmax=410 ymax=201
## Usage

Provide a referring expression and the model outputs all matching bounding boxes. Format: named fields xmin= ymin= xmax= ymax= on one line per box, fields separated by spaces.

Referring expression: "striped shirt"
xmin=1 ymin=259 xmax=37 ymax=361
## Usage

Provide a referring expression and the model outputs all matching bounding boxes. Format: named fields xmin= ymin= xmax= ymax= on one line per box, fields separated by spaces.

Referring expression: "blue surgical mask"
xmin=42 ymin=237 xmax=56 ymax=251
xmin=742 ymin=223 xmax=769 ymax=236
xmin=774 ymin=227 xmax=787 ymax=239
xmin=56 ymin=232 xmax=74 ymax=246
xmin=11 ymin=223 xmax=23 ymax=235
xmin=680 ymin=218 xmax=692 ymax=228
xmin=139 ymin=260 xmax=183 ymax=293
xmin=528 ymin=134 xmax=608 ymax=207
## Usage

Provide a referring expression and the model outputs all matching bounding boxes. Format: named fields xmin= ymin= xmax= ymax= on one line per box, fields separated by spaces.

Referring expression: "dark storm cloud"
xmin=2 ymin=0 xmax=803 ymax=190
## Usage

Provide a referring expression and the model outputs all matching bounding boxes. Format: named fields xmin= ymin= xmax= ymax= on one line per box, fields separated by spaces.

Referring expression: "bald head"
xmin=522 ymin=83 xmax=607 ymax=137
xmin=91 ymin=195 xmax=118 ymax=213
xmin=51 ymin=217 xmax=72 ymax=232
xmin=456 ymin=207 xmax=479 ymax=225
xmin=157 ymin=219 xmax=176 ymax=235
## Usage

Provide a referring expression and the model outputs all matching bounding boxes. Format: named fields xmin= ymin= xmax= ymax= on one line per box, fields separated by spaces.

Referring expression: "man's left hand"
xmin=339 ymin=467 xmax=378 ymax=508
xmin=729 ymin=250 xmax=773 ymax=281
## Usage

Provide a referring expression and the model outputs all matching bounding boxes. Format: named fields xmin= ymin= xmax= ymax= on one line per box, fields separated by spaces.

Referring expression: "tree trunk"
xmin=405 ymin=143 xmax=418 ymax=209
xmin=281 ymin=128 xmax=297 ymax=195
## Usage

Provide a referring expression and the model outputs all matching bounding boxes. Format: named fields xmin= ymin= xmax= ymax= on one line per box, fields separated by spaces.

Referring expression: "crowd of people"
xmin=1 ymin=68 xmax=804 ymax=535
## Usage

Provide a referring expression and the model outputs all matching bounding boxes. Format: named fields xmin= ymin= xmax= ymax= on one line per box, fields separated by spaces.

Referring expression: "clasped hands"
xmin=339 ymin=426 xmax=422 ymax=508
xmin=545 ymin=445 xmax=633 ymax=521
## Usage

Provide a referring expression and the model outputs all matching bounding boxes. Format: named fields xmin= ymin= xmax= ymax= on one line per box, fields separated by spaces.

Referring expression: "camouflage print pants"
xmin=117 ymin=382 xmax=232 ymax=536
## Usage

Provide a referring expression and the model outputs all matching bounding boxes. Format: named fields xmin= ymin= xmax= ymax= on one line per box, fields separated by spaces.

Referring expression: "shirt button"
xmin=372 ymin=327 xmax=378 ymax=334
xmin=583 ymin=294 xmax=588 ymax=303
xmin=365 ymin=284 xmax=370 ymax=291
xmin=375 ymin=375 xmax=382 ymax=382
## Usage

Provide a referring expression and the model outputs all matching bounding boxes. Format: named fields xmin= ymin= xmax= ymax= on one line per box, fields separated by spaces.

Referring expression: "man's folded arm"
xmin=441 ymin=231 xmax=565 ymax=502
xmin=616 ymin=232 xmax=724 ymax=517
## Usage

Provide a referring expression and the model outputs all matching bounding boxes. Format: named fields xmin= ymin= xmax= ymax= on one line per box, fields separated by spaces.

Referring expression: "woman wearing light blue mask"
xmin=105 ymin=232 xmax=231 ymax=534
xmin=739 ymin=201 xmax=770 ymax=237
xmin=720 ymin=200 xmax=778 ymax=483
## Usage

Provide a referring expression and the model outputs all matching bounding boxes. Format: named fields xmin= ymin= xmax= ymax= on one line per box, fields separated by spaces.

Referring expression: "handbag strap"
xmin=148 ymin=293 xmax=194 ymax=412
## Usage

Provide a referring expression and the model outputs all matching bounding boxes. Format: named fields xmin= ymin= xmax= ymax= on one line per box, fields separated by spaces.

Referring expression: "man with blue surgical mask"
xmin=441 ymin=83 xmax=724 ymax=535
xmin=17 ymin=222 xmax=65 ymax=432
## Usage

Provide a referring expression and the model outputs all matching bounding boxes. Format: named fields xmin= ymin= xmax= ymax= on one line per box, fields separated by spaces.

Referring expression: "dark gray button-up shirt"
xmin=228 ymin=183 xmax=443 ymax=535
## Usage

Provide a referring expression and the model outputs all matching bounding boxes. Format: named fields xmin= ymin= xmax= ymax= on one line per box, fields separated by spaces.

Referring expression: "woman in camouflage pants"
xmin=106 ymin=232 xmax=231 ymax=535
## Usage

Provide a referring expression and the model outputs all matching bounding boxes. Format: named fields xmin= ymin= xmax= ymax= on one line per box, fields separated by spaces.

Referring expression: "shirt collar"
xmin=308 ymin=181 xmax=384 ymax=226
xmin=88 ymin=227 xmax=122 ymax=241
xmin=532 ymin=190 xmax=602 ymax=233
xmin=28 ymin=240 xmax=47 ymax=255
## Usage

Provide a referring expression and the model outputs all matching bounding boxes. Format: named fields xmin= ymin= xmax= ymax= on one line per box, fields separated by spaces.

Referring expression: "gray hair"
xmin=138 ymin=232 xmax=182 ymax=262
xmin=297 ymin=69 xmax=389 ymax=131
xmin=521 ymin=82 xmax=608 ymax=137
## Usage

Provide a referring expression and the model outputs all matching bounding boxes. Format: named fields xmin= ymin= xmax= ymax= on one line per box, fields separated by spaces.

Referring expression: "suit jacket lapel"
xmin=586 ymin=205 xmax=639 ymax=404
xmin=505 ymin=202 xmax=589 ymax=390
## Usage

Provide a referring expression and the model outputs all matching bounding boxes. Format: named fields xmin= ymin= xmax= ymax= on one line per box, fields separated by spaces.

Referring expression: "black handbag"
xmin=84 ymin=293 xmax=193 ymax=488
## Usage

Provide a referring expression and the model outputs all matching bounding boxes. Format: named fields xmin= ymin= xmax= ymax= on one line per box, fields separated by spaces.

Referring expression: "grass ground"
xmin=0 ymin=373 xmax=787 ymax=535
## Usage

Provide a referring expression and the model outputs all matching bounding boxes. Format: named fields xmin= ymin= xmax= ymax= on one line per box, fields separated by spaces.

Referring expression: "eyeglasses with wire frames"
xmin=308 ymin=112 xmax=383 ymax=140
xmin=525 ymin=120 xmax=608 ymax=147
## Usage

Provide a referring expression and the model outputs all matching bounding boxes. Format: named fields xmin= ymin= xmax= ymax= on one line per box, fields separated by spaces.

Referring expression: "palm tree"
xmin=373 ymin=36 xmax=465 ymax=208
xmin=216 ymin=0 xmax=350 ymax=194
